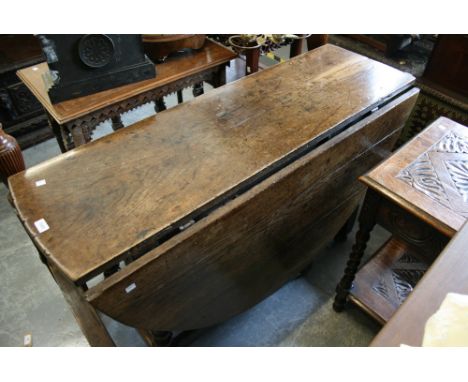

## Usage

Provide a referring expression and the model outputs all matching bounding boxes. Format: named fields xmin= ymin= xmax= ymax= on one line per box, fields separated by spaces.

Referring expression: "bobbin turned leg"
xmin=334 ymin=190 xmax=380 ymax=311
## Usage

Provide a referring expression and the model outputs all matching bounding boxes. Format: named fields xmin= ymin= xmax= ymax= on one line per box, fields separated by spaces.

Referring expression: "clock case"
xmin=38 ymin=34 xmax=156 ymax=104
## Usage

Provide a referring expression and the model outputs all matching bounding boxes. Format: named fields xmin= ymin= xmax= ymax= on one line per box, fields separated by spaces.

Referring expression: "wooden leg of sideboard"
xmin=47 ymin=262 xmax=116 ymax=347
xmin=154 ymin=98 xmax=167 ymax=112
xmin=193 ymin=82 xmax=204 ymax=97
xmin=111 ymin=115 xmax=124 ymax=131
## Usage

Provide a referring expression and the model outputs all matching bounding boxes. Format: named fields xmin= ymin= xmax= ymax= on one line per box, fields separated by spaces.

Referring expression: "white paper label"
xmin=35 ymin=179 xmax=46 ymax=187
xmin=34 ymin=218 xmax=49 ymax=233
xmin=125 ymin=283 xmax=136 ymax=293
xmin=24 ymin=334 xmax=32 ymax=347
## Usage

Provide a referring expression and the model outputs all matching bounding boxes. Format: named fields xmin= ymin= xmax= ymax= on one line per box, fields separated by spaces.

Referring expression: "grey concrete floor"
xmin=0 ymin=54 xmax=391 ymax=347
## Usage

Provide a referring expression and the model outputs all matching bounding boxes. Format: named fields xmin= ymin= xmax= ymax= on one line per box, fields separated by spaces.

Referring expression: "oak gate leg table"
xmin=9 ymin=45 xmax=418 ymax=346
xmin=16 ymin=39 xmax=236 ymax=152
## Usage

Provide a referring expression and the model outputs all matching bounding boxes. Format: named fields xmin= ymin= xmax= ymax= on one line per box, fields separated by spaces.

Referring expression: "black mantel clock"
xmin=38 ymin=34 xmax=156 ymax=104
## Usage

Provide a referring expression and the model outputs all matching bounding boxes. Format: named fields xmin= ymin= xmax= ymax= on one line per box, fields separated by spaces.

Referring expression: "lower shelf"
xmin=349 ymin=237 xmax=430 ymax=324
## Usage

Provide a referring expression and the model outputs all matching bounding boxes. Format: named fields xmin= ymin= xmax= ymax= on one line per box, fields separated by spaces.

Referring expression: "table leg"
xmin=154 ymin=98 xmax=167 ymax=113
xmin=47 ymin=262 xmax=115 ymax=346
xmin=138 ymin=329 xmax=173 ymax=347
xmin=111 ymin=115 xmax=124 ymax=131
xmin=46 ymin=113 xmax=67 ymax=153
xmin=193 ymin=82 xmax=204 ymax=97
xmin=70 ymin=125 xmax=88 ymax=147
xmin=177 ymin=90 xmax=183 ymax=104
xmin=213 ymin=65 xmax=227 ymax=88
xmin=333 ymin=190 xmax=380 ymax=312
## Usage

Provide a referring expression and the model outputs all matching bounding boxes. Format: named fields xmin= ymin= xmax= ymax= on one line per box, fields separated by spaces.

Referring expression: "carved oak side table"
xmin=16 ymin=39 xmax=236 ymax=152
xmin=334 ymin=117 xmax=468 ymax=323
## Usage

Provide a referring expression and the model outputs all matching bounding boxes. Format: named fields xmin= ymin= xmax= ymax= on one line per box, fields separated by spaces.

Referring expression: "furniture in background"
xmin=399 ymin=35 xmax=468 ymax=145
xmin=210 ymin=34 xmax=328 ymax=76
xmin=17 ymin=39 xmax=236 ymax=152
xmin=37 ymin=35 xmax=156 ymax=104
xmin=334 ymin=117 xmax=467 ymax=323
xmin=348 ymin=35 xmax=416 ymax=57
xmin=290 ymin=34 xmax=329 ymax=57
xmin=0 ymin=123 xmax=25 ymax=186
xmin=244 ymin=34 xmax=328 ymax=75
xmin=0 ymin=35 xmax=50 ymax=149
xmin=143 ymin=34 xmax=207 ymax=104
xmin=423 ymin=35 xmax=467 ymax=98
xmin=9 ymin=45 xmax=417 ymax=346
xmin=371 ymin=220 xmax=468 ymax=346
xmin=142 ymin=34 xmax=206 ymax=62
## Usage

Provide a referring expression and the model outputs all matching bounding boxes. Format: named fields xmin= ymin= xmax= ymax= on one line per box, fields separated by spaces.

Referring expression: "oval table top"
xmin=9 ymin=44 xmax=415 ymax=283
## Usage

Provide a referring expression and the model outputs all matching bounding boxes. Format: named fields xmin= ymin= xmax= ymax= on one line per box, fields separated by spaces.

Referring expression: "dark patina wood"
xmin=87 ymin=90 xmax=418 ymax=332
xmin=10 ymin=45 xmax=415 ymax=284
xmin=9 ymin=44 xmax=417 ymax=345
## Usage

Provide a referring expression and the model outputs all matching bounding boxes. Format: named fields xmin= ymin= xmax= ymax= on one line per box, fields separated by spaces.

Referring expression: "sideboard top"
xmin=9 ymin=44 xmax=415 ymax=282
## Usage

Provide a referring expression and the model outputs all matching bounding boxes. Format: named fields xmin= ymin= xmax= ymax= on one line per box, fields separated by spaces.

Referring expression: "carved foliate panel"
xmin=397 ymin=131 xmax=468 ymax=217
xmin=372 ymin=252 xmax=427 ymax=306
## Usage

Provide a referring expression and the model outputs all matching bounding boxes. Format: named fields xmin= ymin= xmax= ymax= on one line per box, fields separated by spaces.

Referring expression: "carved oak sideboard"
xmin=8 ymin=45 xmax=418 ymax=346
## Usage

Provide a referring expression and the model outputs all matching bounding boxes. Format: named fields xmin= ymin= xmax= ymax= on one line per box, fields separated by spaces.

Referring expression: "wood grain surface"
xmin=371 ymin=220 xmax=468 ymax=347
xmin=9 ymin=44 xmax=415 ymax=283
xmin=349 ymin=237 xmax=433 ymax=324
xmin=16 ymin=39 xmax=236 ymax=124
xmin=86 ymin=90 xmax=418 ymax=331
